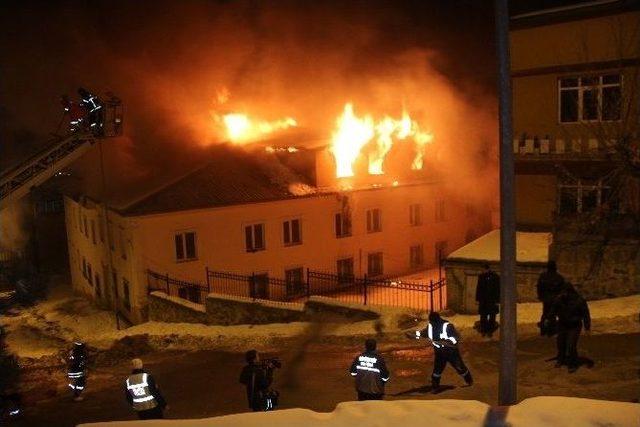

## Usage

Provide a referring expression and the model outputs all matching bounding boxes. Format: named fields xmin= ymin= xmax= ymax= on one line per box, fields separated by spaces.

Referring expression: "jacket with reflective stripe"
xmin=416 ymin=321 xmax=459 ymax=348
xmin=126 ymin=373 xmax=158 ymax=411
xmin=349 ymin=350 xmax=390 ymax=395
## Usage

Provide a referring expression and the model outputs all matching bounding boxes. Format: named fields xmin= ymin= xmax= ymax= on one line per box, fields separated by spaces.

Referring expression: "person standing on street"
xmin=239 ymin=350 xmax=275 ymax=411
xmin=124 ymin=358 xmax=167 ymax=420
xmin=413 ymin=312 xmax=473 ymax=393
xmin=67 ymin=342 xmax=88 ymax=402
xmin=349 ymin=338 xmax=390 ymax=401
xmin=475 ymin=263 xmax=500 ymax=337
xmin=549 ymin=283 xmax=591 ymax=373
xmin=537 ymin=260 xmax=566 ymax=336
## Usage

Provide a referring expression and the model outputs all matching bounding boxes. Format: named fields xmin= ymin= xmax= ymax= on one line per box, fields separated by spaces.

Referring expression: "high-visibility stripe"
xmin=382 ymin=377 xmax=390 ymax=382
xmin=350 ymin=372 xmax=358 ymax=376
xmin=432 ymin=373 xmax=441 ymax=378
xmin=133 ymin=395 xmax=155 ymax=403
xmin=415 ymin=330 xmax=421 ymax=339
xmin=68 ymin=383 xmax=75 ymax=389
xmin=356 ymin=365 xmax=381 ymax=373
xmin=127 ymin=373 xmax=149 ymax=389
xmin=358 ymin=356 xmax=377 ymax=363
xmin=428 ymin=324 xmax=434 ymax=340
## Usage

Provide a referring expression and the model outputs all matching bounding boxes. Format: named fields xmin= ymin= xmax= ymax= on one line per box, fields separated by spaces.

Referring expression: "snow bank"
xmin=447 ymin=229 xmax=552 ymax=263
xmin=78 ymin=397 xmax=640 ymax=427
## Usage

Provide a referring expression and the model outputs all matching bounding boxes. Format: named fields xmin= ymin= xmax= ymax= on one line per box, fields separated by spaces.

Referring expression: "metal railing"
xmin=205 ymin=268 xmax=306 ymax=302
xmin=147 ymin=270 xmax=209 ymax=305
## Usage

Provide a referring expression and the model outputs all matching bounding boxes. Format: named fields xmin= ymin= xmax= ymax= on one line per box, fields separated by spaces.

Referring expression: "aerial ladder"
xmin=0 ymin=91 xmax=123 ymax=210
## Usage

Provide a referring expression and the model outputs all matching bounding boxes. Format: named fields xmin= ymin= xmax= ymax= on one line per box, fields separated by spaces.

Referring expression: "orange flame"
xmin=214 ymin=112 xmax=297 ymax=144
xmin=330 ymin=103 xmax=433 ymax=177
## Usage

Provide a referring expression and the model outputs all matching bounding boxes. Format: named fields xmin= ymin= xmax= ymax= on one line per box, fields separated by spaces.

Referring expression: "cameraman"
xmin=239 ymin=350 xmax=274 ymax=411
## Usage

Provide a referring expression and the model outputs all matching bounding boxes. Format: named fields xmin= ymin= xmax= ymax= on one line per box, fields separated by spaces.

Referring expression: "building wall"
xmin=516 ymin=174 xmax=557 ymax=228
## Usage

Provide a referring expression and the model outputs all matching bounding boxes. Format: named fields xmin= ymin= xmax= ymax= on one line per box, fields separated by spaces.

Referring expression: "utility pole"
xmin=494 ymin=0 xmax=517 ymax=405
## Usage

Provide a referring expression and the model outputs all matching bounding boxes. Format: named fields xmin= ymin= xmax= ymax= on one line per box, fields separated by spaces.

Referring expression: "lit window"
xmin=245 ymin=224 xmax=265 ymax=252
xmin=366 ymin=209 xmax=382 ymax=233
xmin=283 ymin=219 xmax=302 ymax=246
xmin=175 ymin=231 xmax=197 ymax=261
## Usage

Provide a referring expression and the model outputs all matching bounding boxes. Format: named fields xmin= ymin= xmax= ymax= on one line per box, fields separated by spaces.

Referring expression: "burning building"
xmin=65 ymin=130 xmax=491 ymax=323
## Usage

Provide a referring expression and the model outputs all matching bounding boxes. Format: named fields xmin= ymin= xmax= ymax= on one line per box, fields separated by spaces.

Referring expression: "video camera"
xmin=261 ymin=357 xmax=282 ymax=369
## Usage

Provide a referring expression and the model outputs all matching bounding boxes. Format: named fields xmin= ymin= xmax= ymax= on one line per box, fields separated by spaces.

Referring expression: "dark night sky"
xmin=0 ymin=0 xmax=592 ymax=202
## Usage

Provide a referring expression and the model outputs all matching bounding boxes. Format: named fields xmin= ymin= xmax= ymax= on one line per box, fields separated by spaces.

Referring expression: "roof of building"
xmin=510 ymin=0 xmax=639 ymax=29
xmin=121 ymin=144 xmax=320 ymax=216
xmin=447 ymin=229 xmax=552 ymax=264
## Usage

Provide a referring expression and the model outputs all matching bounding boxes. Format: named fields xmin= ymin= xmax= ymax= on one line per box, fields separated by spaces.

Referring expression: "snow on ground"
xmin=447 ymin=229 xmax=552 ymax=263
xmin=2 ymin=276 xmax=638 ymax=359
xmin=78 ymin=397 xmax=640 ymax=427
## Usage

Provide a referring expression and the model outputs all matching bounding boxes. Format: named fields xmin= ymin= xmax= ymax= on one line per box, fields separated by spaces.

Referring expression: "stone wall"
xmin=148 ymin=292 xmax=208 ymax=324
xmin=551 ymin=236 xmax=640 ymax=299
xmin=205 ymin=293 xmax=307 ymax=325
xmin=445 ymin=260 xmax=546 ymax=314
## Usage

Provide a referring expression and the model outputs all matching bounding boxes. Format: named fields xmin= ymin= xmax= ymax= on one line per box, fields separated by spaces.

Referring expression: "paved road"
xmin=13 ymin=333 xmax=640 ymax=426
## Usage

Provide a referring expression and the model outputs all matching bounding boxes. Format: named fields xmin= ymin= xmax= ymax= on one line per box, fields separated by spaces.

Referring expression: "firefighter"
xmin=537 ymin=260 xmax=566 ymax=336
xmin=77 ymin=88 xmax=104 ymax=135
xmin=67 ymin=342 xmax=87 ymax=402
xmin=60 ymin=95 xmax=86 ymax=132
xmin=549 ymin=283 xmax=591 ymax=373
xmin=239 ymin=350 xmax=274 ymax=412
xmin=475 ymin=263 xmax=500 ymax=337
xmin=349 ymin=338 xmax=390 ymax=401
xmin=413 ymin=312 xmax=473 ymax=392
xmin=124 ymin=358 xmax=167 ymax=420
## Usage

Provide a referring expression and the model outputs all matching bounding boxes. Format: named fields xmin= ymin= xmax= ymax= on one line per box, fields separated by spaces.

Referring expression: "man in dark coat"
xmin=67 ymin=342 xmax=88 ymax=402
xmin=349 ymin=338 xmax=390 ymax=401
xmin=239 ymin=350 xmax=274 ymax=411
xmin=413 ymin=312 xmax=473 ymax=393
xmin=549 ymin=284 xmax=591 ymax=373
xmin=124 ymin=358 xmax=167 ymax=420
xmin=537 ymin=260 xmax=566 ymax=336
xmin=476 ymin=264 xmax=500 ymax=336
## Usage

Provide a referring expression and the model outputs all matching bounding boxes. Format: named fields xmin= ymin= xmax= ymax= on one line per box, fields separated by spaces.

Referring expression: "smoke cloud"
xmin=1 ymin=0 xmax=497 ymax=208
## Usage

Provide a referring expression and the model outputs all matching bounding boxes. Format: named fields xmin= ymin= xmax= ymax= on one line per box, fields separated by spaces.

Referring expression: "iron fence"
xmin=147 ymin=270 xmax=209 ymax=305
xmin=205 ymin=268 xmax=307 ymax=302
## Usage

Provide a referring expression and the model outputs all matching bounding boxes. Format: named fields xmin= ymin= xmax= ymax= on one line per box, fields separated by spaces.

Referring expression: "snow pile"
xmin=78 ymin=397 xmax=640 ymax=427
xmin=447 ymin=229 xmax=552 ymax=263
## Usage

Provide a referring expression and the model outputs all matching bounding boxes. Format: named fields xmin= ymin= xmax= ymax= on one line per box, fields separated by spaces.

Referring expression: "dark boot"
xmin=463 ymin=371 xmax=473 ymax=386
xmin=431 ymin=376 xmax=441 ymax=393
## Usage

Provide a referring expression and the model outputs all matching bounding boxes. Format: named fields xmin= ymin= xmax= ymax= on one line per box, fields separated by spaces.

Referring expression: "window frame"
xmin=335 ymin=212 xmax=352 ymax=238
xmin=245 ymin=223 xmax=266 ymax=252
xmin=366 ymin=208 xmax=382 ymax=233
xmin=367 ymin=252 xmax=384 ymax=277
xmin=410 ymin=244 xmax=424 ymax=269
xmin=174 ymin=230 xmax=198 ymax=262
xmin=435 ymin=200 xmax=446 ymax=222
xmin=409 ymin=204 xmax=422 ymax=226
xmin=558 ymin=74 xmax=623 ymax=124
xmin=283 ymin=218 xmax=302 ymax=247
xmin=285 ymin=266 xmax=305 ymax=296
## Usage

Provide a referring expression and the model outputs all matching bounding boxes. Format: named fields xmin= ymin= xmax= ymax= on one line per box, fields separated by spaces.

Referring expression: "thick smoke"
xmin=1 ymin=0 xmax=497 ymax=208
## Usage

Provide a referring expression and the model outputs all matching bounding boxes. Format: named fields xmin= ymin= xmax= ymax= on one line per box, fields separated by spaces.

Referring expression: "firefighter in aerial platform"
xmin=66 ymin=342 xmax=88 ymax=401
xmin=349 ymin=338 xmax=390 ymax=401
xmin=60 ymin=95 xmax=87 ymax=132
xmin=124 ymin=358 xmax=167 ymax=420
xmin=78 ymin=88 xmax=105 ymax=136
xmin=411 ymin=312 xmax=473 ymax=393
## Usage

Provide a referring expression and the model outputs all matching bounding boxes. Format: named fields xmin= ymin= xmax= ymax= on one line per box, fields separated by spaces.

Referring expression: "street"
xmin=13 ymin=333 xmax=640 ymax=426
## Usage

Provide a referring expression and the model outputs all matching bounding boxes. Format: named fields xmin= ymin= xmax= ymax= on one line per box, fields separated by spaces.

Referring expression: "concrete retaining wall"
xmin=148 ymin=292 xmax=208 ymax=324
xmin=205 ymin=293 xmax=307 ymax=325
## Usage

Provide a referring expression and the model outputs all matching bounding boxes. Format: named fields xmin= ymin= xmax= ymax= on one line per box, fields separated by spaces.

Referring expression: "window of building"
xmin=435 ymin=240 xmax=448 ymax=263
xmin=175 ymin=231 xmax=197 ymax=261
xmin=87 ymin=263 xmax=93 ymax=285
xmin=410 ymin=244 xmax=424 ymax=269
xmin=95 ymin=273 xmax=101 ymax=297
xmin=119 ymin=228 xmax=127 ymax=260
xmin=335 ymin=212 xmax=352 ymax=238
xmin=559 ymin=74 xmax=621 ymax=123
xmin=409 ymin=204 xmax=422 ymax=226
xmin=367 ymin=252 xmax=383 ymax=277
xmin=285 ymin=267 xmax=305 ymax=296
xmin=122 ymin=278 xmax=131 ymax=311
xmin=337 ymin=257 xmax=354 ymax=283
xmin=245 ymin=224 xmax=265 ymax=252
xmin=366 ymin=209 xmax=382 ymax=233
xmin=91 ymin=220 xmax=96 ymax=245
xmin=250 ymin=273 xmax=269 ymax=299
xmin=435 ymin=200 xmax=446 ymax=222
xmin=283 ymin=219 xmax=302 ymax=246
xmin=558 ymin=179 xmax=613 ymax=215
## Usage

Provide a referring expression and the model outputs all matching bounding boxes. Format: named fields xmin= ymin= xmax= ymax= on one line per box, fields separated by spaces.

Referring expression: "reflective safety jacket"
xmin=67 ymin=351 xmax=87 ymax=379
xmin=126 ymin=372 xmax=158 ymax=411
xmin=349 ymin=350 xmax=390 ymax=395
xmin=415 ymin=320 xmax=460 ymax=349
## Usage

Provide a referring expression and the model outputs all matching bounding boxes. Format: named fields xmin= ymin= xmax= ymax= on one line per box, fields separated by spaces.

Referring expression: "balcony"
xmin=513 ymin=137 xmax=615 ymax=161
